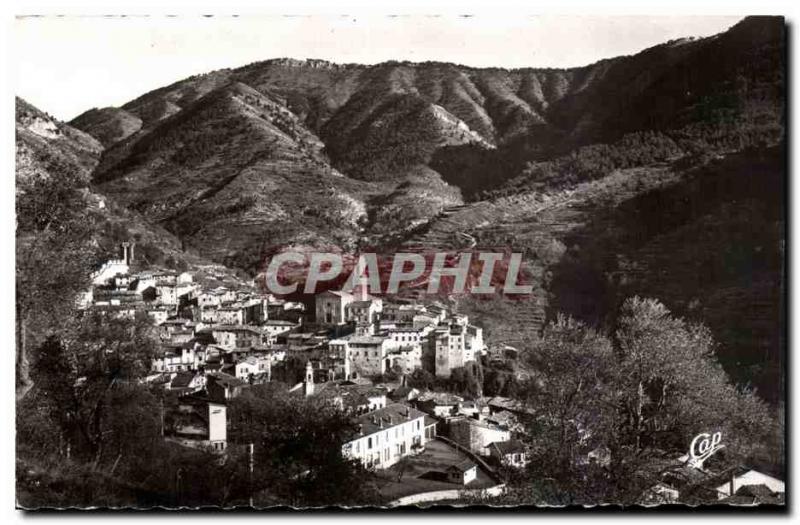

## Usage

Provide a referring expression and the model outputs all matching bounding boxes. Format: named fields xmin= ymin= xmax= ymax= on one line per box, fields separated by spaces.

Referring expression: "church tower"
xmin=304 ymin=361 xmax=314 ymax=397
xmin=121 ymin=241 xmax=135 ymax=266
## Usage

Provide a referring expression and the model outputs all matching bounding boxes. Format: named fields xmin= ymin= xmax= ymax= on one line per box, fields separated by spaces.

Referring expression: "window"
xmin=368 ymin=437 xmax=372 ymax=449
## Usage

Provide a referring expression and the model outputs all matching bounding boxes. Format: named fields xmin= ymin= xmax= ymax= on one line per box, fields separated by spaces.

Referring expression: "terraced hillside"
xmin=399 ymin=162 xmax=682 ymax=343
xmin=546 ymin=148 xmax=785 ymax=403
xmin=69 ymin=18 xmax=783 ymax=265
xmin=402 ymin=147 xmax=784 ymax=403
xmin=55 ymin=17 xmax=785 ymax=403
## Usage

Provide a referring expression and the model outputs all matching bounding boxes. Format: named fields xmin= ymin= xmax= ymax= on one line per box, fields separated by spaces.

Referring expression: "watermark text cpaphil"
xmin=260 ymin=249 xmax=535 ymax=299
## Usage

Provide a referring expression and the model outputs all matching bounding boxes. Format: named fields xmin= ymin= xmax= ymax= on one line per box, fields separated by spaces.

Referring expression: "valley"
xmin=18 ymin=16 xmax=785 ymax=405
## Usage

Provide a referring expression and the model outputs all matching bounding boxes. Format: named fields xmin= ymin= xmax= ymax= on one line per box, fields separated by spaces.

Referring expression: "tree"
xmin=612 ymin=297 xmax=772 ymax=477
xmin=510 ymin=298 xmax=774 ymax=505
xmin=16 ymin=163 xmax=98 ymax=399
xmin=407 ymin=368 xmax=435 ymax=390
xmin=18 ymin=310 xmax=259 ymax=508
xmin=446 ymin=363 xmax=483 ymax=398
xmin=482 ymin=359 xmax=521 ymax=397
xmin=227 ymin=383 xmax=380 ymax=507
xmin=28 ymin=313 xmax=159 ymax=463
xmin=514 ymin=315 xmax=620 ymax=504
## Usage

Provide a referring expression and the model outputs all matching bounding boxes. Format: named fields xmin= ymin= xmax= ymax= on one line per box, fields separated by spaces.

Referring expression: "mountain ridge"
xmin=71 ymin=17 xmax=782 ymax=190
xmin=22 ymin=16 xmax=785 ymax=403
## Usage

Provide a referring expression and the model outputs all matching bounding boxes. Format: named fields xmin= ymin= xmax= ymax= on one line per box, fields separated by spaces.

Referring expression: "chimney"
xmin=358 ymin=424 xmax=363 ymax=436
xmin=406 ymin=408 xmax=411 ymax=420
xmin=730 ymin=473 xmax=736 ymax=497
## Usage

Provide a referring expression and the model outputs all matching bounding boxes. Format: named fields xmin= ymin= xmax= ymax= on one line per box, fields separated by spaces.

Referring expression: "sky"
xmin=14 ymin=15 xmax=743 ymax=121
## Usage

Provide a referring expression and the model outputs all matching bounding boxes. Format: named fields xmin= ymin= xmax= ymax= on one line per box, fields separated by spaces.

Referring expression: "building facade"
xmin=342 ymin=404 xmax=428 ymax=469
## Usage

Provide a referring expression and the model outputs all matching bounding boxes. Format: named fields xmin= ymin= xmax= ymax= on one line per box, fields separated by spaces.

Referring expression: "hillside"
xmin=546 ymin=148 xmax=785 ymax=403
xmin=91 ymin=82 xmax=373 ymax=271
xmin=17 ymin=97 xmax=104 ymax=183
xmin=70 ymin=16 xmax=783 ymax=203
xmin=69 ymin=107 xmax=143 ymax=148
xmin=57 ymin=16 xmax=785 ymax=403
xmin=16 ymin=97 xmax=205 ymax=271
xmin=417 ymin=146 xmax=784 ymax=404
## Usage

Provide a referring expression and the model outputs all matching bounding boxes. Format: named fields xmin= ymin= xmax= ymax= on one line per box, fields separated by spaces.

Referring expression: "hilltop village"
xmin=83 ymin=244 xmax=530 ymax=487
xmin=79 ymin=243 xmax=785 ymax=505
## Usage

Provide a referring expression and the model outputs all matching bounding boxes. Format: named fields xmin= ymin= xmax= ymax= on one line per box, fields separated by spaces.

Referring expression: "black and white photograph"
xmin=8 ymin=2 xmax=791 ymax=512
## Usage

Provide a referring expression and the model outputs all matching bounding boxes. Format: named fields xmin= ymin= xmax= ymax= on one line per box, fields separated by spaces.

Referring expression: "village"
xmin=80 ymin=243 xmax=786 ymax=505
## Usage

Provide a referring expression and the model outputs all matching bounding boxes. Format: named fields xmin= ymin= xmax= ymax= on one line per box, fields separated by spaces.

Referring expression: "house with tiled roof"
xmin=346 ymin=297 xmax=383 ymax=335
xmin=152 ymin=341 xmax=206 ymax=373
xmin=447 ymin=460 xmax=478 ymax=485
xmin=342 ymin=403 xmax=429 ymax=469
xmin=389 ymin=385 xmax=420 ymax=403
xmin=262 ymin=319 xmax=300 ymax=344
xmin=331 ymin=333 xmax=396 ymax=377
xmin=641 ymin=453 xmax=785 ymax=505
xmin=489 ymin=439 xmax=529 ymax=468
xmin=449 ymin=414 xmax=511 ymax=457
xmin=234 ymin=355 xmax=271 ymax=383
xmin=415 ymin=391 xmax=463 ymax=417
xmin=169 ymin=370 xmax=205 ymax=395
xmin=721 ymin=483 xmax=785 ymax=505
xmin=208 ymin=324 xmax=263 ymax=350
xmin=713 ymin=468 xmax=785 ymax=501
xmin=486 ymin=396 xmax=535 ymax=416
xmin=205 ymin=371 xmax=247 ymax=402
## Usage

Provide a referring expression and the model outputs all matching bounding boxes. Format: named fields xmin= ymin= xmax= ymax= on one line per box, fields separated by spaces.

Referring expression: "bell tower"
xmin=304 ymin=361 xmax=314 ymax=396
xmin=121 ymin=241 xmax=135 ymax=265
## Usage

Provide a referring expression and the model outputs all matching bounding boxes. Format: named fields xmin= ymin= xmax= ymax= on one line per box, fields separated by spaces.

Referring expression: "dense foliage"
xmin=227 ymin=384 xmax=380 ymax=507
xmin=15 ymin=157 xmax=99 ymax=398
xmin=18 ymin=323 xmax=378 ymax=508
xmin=486 ymin=122 xmax=782 ymax=198
xmin=500 ymin=298 xmax=778 ymax=505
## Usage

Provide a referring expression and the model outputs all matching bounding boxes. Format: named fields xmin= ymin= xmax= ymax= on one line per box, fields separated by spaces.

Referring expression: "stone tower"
xmin=121 ymin=241 xmax=135 ymax=266
xmin=304 ymin=361 xmax=314 ymax=397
